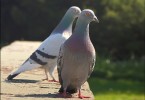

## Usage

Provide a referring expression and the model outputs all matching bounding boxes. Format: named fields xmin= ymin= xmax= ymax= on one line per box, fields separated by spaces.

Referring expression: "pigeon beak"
xmin=93 ymin=16 xmax=99 ymax=23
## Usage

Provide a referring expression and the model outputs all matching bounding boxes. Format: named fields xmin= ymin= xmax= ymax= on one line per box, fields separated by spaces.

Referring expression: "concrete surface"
xmin=1 ymin=41 xmax=94 ymax=100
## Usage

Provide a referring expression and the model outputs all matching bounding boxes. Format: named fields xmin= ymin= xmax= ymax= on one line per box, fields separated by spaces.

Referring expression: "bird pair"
xmin=7 ymin=6 xmax=99 ymax=99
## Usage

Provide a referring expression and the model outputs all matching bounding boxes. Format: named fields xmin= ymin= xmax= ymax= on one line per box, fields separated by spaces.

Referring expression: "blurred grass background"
xmin=88 ymin=57 xmax=144 ymax=100
xmin=1 ymin=0 xmax=145 ymax=100
xmin=89 ymin=78 xmax=144 ymax=100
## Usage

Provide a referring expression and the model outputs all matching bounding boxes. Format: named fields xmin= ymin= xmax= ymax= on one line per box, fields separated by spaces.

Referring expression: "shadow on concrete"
xmin=14 ymin=93 xmax=64 ymax=98
xmin=5 ymin=79 xmax=39 ymax=83
xmin=0 ymin=41 xmax=13 ymax=49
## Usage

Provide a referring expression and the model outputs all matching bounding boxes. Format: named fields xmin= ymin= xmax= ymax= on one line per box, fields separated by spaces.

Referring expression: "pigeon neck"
xmin=52 ymin=14 xmax=74 ymax=35
xmin=74 ymin=19 xmax=90 ymax=38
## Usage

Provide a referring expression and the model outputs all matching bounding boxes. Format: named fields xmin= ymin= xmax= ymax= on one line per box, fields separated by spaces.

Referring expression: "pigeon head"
xmin=79 ymin=9 xmax=99 ymax=23
xmin=67 ymin=6 xmax=81 ymax=18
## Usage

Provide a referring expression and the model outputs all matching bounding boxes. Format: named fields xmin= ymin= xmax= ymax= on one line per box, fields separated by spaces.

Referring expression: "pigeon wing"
xmin=57 ymin=45 xmax=64 ymax=85
xmin=88 ymin=55 xmax=96 ymax=78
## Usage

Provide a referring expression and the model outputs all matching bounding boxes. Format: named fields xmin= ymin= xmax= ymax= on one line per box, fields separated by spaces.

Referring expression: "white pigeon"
xmin=7 ymin=6 xmax=81 ymax=82
xmin=57 ymin=9 xmax=99 ymax=98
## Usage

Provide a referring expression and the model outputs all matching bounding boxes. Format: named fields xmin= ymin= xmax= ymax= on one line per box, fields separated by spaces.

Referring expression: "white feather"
xmin=9 ymin=33 xmax=70 ymax=81
xmin=38 ymin=33 xmax=68 ymax=56
xmin=11 ymin=59 xmax=42 ymax=75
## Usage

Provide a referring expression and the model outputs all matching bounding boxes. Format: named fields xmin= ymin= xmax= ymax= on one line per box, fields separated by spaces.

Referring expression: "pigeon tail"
xmin=6 ymin=59 xmax=42 ymax=80
xmin=7 ymin=73 xmax=20 ymax=80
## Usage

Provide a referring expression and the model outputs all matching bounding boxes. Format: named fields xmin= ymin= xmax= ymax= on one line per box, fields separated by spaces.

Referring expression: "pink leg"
xmin=42 ymin=78 xmax=59 ymax=83
xmin=57 ymin=91 xmax=66 ymax=97
xmin=42 ymin=69 xmax=49 ymax=81
xmin=78 ymin=89 xmax=90 ymax=99
xmin=48 ymin=79 xmax=59 ymax=83
xmin=42 ymin=69 xmax=59 ymax=82
xmin=63 ymin=90 xmax=67 ymax=97
xmin=58 ymin=89 xmax=72 ymax=98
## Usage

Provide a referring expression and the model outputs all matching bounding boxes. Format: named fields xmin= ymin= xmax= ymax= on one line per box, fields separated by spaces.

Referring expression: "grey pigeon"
xmin=57 ymin=9 xmax=99 ymax=98
xmin=7 ymin=6 xmax=81 ymax=82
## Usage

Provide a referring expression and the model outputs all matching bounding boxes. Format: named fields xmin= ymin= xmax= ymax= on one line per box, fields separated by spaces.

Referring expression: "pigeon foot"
xmin=78 ymin=95 xmax=90 ymax=99
xmin=41 ymin=78 xmax=48 ymax=81
xmin=78 ymin=89 xmax=90 ymax=99
xmin=58 ymin=92 xmax=72 ymax=98
xmin=48 ymin=79 xmax=59 ymax=83
xmin=42 ymin=78 xmax=59 ymax=83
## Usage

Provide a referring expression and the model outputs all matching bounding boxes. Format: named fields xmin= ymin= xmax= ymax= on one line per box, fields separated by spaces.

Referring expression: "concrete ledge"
xmin=1 ymin=41 xmax=94 ymax=100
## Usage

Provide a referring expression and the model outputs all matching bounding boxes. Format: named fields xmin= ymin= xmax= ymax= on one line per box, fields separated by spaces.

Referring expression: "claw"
xmin=79 ymin=95 xmax=90 ymax=99
xmin=48 ymin=79 xmax=59 ymax=83
xmin=78 ymin=89 xmax=90 ymax=99
xmin=42 ymin=78 xmax=59 ymax=83
xmin=41 ymin=78 xmax=48 ymax=81
xmin=58 ymin=90 xmax=72 ymax=98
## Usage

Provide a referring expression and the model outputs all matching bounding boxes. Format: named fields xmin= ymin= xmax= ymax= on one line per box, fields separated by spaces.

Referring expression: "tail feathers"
xmin=7 ymin=59 xmax=42 ymax=80
xmin=11 ymin=59 xmax=42 ymax=75
xmin=18 ymin=60 xmax=42 ymax=72
xmin=7 ymin=73 xmax=20 ymax=80
xmin=59 ymin=85 xmax=77 ymax=94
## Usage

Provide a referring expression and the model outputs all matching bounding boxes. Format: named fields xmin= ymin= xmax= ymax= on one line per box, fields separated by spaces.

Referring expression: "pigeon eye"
xmin=85 ymin=12 xmax=91 ymax=17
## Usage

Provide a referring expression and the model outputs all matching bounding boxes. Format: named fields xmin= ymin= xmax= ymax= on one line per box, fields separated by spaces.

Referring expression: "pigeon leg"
xmin=63 ymin=89 xmax=67 ymax=97
xmin=64 ymin=89 xmax=72 ymax=98
xmin=58 ymin=88 xmax=67 ymax=98
xmin=48 ymin=74 xmax=59 ymax=82
xmin=78 ymin=89 xmax=90 ymax=99
xmin=48 ymin=70 xmax=59 ymax=82
xmin=42 ymin=69 xmax=49 ymax=81
xmin=58 ymin=88 xmax=72 ymax=98
xmin=42 ymin=69 xmax=59 ymax=82
xmin=48 ymin=65 xmax=59 ymax=82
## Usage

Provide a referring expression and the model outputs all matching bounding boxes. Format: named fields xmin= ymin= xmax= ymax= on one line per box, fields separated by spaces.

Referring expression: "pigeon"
xmin=57 ymin=9 xmax=99 ymax=98
xmin=7 ymin=6 xmax=81 ymax=82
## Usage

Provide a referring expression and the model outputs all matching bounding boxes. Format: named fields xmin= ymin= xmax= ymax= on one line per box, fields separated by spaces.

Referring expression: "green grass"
xmin=92 ymin=58 xmax=145 ymax=81
xmin=88 ymin=58 xmax=145 ymax=100
xmin=88 ymin=78 xmax=145 ymax=100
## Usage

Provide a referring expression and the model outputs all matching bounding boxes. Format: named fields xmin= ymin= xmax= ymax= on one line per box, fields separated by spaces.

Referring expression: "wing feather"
xmin=88 ymin=55 xmax=96 ymax=78
xmin=57 ymin=45 xmax=64 ymax=85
